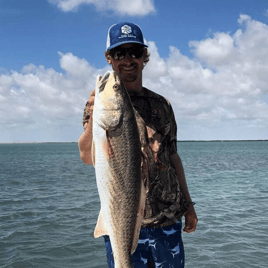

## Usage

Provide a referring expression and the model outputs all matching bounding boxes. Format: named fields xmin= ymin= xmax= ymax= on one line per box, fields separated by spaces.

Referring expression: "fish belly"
xmin=93 ymin=118 xmax=144 ymax=268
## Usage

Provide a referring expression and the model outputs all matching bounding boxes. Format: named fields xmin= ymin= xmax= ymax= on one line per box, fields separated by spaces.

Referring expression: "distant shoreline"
xmin=177 ymin=139 xmax=268 ymax=142
xmin=0 ymin=140 xmax=267 ymax=144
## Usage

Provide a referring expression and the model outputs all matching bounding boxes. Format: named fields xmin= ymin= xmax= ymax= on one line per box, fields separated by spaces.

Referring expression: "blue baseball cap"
xmin=106 ymin=22 xmax=148 ymax=51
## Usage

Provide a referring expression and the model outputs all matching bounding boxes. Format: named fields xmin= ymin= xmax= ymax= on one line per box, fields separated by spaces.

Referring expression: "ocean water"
xmin=0 ymin=141 xmax=267 ymax=268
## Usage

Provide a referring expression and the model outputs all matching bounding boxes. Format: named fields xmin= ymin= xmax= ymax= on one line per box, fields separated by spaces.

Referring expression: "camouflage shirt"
xmin=82 ymin=87 xmax=189 ymax=228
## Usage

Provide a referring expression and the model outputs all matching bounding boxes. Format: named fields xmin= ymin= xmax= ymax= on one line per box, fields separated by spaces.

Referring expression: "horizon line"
xmin=1 ymin=139 xmax=267 ymax=144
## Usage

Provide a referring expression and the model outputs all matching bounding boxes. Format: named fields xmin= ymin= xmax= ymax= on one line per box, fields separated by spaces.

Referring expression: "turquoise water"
xmin=0 ymin=141 xmax=267 ymax=268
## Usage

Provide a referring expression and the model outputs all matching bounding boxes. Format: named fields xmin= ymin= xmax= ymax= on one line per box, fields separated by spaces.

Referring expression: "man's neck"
xmin=124 ymin=79 xmax=143 ymax=93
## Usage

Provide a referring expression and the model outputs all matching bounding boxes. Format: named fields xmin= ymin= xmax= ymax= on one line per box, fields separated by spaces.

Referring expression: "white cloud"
xmin=48 ymin=0 xmax=155 ymax=16
xmin=0 ymin=53 xmax=110 ymax=142
xmin=58 ymin=52 xmax=96 ymax=79
xmin=143 ymin=41 xmax=167 ymax=78
xmin=143 ymin=15 xmax=268 ymax=140
xmin=1 ymin=14 xmax=268 ymax=142
xmin=115 ymin=0 xmax=155 ymax=16
xmin=189 ymin=32 xmax=235 ymax=66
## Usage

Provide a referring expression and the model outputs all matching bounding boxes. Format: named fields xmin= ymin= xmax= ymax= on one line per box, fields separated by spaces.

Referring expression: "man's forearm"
xmin=78 ymin=118 xmax=93 ymax=165
xmin=171 ymin=152 xmax=198 ymax=232
xmin=170 ymin=153 xmax=192 ymax=202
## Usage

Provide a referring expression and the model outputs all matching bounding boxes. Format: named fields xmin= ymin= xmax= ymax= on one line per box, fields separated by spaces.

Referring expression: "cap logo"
xmin=121 ymin=25 xmax=132 ymax=35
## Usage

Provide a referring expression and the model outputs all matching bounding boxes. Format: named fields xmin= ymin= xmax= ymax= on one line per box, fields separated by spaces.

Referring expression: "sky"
xmin=1 ymin=0 xmax=268 ymax=142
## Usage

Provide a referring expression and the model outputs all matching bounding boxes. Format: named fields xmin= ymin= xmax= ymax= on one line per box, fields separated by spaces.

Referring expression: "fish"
xmin=91 ymin=71 xmax=146 ymax=268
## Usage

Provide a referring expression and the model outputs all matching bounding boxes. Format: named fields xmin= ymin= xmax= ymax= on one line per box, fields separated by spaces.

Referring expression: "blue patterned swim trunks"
xmin=104 ymin=220 xmax=185 ymax=268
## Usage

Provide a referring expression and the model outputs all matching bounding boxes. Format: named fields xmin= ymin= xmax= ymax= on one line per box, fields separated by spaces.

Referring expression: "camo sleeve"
xmin=82 ymin=100 xmax=91 ymax=131
xmin=168 ymin=104 xmax=178 ymax=155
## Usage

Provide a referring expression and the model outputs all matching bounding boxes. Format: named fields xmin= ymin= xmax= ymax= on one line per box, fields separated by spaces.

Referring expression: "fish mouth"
xmin=98 ymin=72 xmax=111 ymax=93
xmin=113 ymin=71 xmax=121 ymax=82
xmin=102 ymin=72 xmax=111 ymax=82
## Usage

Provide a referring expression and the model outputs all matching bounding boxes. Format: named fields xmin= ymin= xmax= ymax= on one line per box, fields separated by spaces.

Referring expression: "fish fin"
xmin=101 ymin=131 xmax=114 ymax=159
xmin=131 ymin=178 xmax=146 ymax=254
xmin=91 ymin=141 xmax=96 ymax=167
xmin=94 ymin=210 xmax=108 ymax=238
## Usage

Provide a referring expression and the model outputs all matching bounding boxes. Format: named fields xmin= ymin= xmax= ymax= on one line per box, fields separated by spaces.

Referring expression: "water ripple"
xmin=1 ymin=142 xmax=267 ymax=268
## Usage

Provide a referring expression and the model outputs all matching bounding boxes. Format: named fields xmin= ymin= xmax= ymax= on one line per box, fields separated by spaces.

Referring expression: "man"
xmin=78 ymin=22 xmax=198 ymax=268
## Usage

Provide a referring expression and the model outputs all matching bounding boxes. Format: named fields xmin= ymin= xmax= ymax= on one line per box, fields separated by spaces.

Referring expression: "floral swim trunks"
xmin=103 ymin=221 xmax=185 ymax=268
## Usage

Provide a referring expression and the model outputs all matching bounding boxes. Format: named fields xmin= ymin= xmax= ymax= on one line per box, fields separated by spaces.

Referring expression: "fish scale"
xmin=92 ymin=71 xmax=146 ymax=268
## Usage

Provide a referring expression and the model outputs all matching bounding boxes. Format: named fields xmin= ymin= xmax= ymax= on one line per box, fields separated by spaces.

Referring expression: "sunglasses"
xmin=110 ymin=45 xmax=145 ymax=60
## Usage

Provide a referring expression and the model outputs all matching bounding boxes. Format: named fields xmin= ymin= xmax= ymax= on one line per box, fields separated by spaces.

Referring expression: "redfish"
xmin=92 ymin=71 xmax=146 ymax=268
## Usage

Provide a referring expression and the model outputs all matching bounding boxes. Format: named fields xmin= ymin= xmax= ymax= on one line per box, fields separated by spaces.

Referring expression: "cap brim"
xmin=106 ymin=41 xmax=148 ymax=51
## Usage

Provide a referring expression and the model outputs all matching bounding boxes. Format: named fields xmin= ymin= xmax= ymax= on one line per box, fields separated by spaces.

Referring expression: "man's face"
xmin=107 ymin=44 xmax=146 ymax=84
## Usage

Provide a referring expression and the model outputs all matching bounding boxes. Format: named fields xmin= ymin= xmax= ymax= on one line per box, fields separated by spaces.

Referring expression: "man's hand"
xmin=83 ymin=90 xmax=95 ymax=130
xmin=183 ymin=205 xmax=198 ymax=233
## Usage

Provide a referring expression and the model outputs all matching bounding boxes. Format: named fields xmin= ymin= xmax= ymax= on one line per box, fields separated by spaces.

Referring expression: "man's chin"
xmin=120 ymin=74 xmax=138 ymax=83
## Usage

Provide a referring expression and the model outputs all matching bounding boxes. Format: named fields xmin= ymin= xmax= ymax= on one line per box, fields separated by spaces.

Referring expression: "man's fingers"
xmin=183 ymin=218 xmax=198 ymax=233
xmin=183 ymin=226 xmax=195 ymax=233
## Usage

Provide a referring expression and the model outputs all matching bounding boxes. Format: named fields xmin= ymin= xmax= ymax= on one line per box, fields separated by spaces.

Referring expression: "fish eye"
xmin=113 ymin=84 xmax=120 ymax=91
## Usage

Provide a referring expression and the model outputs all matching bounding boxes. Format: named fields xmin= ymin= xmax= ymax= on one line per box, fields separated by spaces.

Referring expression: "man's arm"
xmin=170 ymin=153 xmax=198 ymax=233
xmin=78 ymin=117 xmax=93 ymax=165
xmin=78 ymin=90 xmax=95 ymax=165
